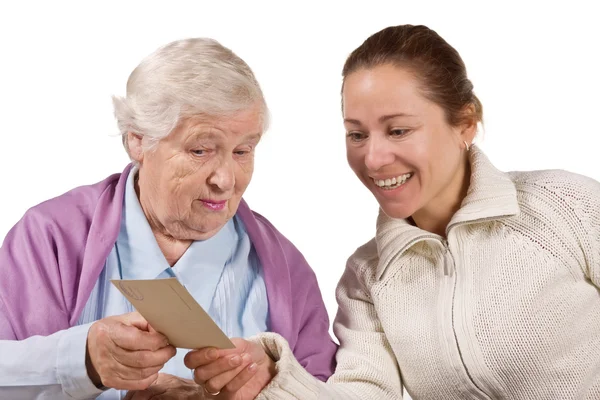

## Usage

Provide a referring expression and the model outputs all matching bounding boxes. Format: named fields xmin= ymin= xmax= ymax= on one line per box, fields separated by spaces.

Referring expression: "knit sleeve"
xmin=575 ymin=175 xmax=600 ymax=286
xmin=541 ymin=171 xmax=600 ymax=286
xmin=251 ymin=254 xmax=403 ymax=399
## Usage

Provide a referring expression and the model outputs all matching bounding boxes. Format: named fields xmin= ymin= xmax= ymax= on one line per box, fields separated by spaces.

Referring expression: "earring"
xmin=464 ymin=141 xmax=471 ymax=151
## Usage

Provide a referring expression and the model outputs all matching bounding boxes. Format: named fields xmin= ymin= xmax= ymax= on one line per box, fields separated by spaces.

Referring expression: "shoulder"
xmin=507 ymin=169 xmax=599 ymax=270
xmin=344 ymin=238 xmax=380 ymax=290
xmin=509 ymin=168 xmax=599 ymax=192
xmin=20 ymin=171 xmax=124 ymax=228
xmin=4 ymin=170 xmax=126 ymax=247
xmin=509 ymin=169 xmax=600 ymax=215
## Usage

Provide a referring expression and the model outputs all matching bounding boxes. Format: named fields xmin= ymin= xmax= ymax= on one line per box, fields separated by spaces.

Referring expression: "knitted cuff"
xmin=248 ymin=332 xmax=321 ymax=400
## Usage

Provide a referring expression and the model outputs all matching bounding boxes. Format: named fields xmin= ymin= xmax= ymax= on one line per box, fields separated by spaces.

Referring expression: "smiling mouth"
xmin=372 ymin=173 xmax=413 ymax=190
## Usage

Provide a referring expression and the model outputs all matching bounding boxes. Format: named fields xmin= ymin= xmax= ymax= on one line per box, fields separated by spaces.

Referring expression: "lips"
xmin=200 ymin=199 xmax=227 ymax=211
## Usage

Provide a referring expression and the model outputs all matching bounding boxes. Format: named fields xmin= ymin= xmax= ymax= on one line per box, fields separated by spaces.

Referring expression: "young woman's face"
xmin=343 ymin=64 xmax=469 ymax=220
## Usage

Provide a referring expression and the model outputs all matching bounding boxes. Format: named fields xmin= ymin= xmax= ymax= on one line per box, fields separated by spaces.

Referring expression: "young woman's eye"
xmin=347 ymin=132 xmax=367 ymax=142
xmin=390 ymin=129 xmax=409 ymax=137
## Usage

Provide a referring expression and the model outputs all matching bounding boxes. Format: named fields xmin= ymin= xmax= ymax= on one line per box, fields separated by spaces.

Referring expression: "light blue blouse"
xmin=75 ymin=169 xmax=269 ymax=399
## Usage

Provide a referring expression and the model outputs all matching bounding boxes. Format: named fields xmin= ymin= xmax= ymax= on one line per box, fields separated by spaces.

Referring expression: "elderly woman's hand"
xmin=184 ymin=338 xmax=276 ymax=399
xmin=123 ymin=373 xmax=202 ymax=400
xmin=86 ymin=312 xmax=177 ymax=390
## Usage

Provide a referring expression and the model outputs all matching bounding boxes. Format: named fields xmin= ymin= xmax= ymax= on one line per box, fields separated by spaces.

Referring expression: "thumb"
xmin=122 ymin=312 xmax=150 ymax=331
xmin=147 ymin=324 xmax=162 ymax=335
xmin=232 ymin=338 xmax=266 ymax=364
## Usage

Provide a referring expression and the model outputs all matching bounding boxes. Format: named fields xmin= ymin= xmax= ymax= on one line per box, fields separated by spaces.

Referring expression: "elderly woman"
xmin=0 ymin=38 xmax=336 ymax=399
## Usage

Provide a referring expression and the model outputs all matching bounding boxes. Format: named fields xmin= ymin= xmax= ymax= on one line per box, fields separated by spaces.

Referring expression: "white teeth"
xmin=373 ymin=173 xmax=412 ymax=188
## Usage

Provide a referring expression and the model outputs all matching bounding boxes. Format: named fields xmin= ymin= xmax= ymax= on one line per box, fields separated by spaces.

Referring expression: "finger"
xmin=184 ymin=347 xmax=219 ymax=369
xmin=119 ymin=364 xmax=164 ymax=382
xmin=194 ymin=352 xmax=252 ymax=385
xmin=100 ymin=363 xmax=162 ymax=390
xmin=113 ymin=346 xmax=177 ymax=369
xmin=223 ymin=360 xmax=261 ymax=393
xmin=111 ymin=323 xmax=171 ymax=351
xmin=184 ymin=342 xmax=246 ymax=369
xmin=242 ymin=339 xmax=269 ymax=363
xmin=123 ymin=391 xmax=135 ymax=400
xmin=124 ymin=390 xmax=152 ymax=400
xmin=229 ymin=338 xmax=253 ymax=353
xmin=123 ymin=312 xmax=151 ymax=331
xmin=203 ymin=353 xmax=254 ymax=394
xmin=93 ymin=342 xmax=172 ymax=389
xmin=123 ymin=383 xmax=166 ymax=400
xmin=105 ymin=371 xmax=160 ymax=391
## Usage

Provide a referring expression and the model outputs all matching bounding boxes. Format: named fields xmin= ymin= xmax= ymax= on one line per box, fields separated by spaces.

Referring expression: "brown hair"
xmin=342 ymin=25 xmax=483 ymax=127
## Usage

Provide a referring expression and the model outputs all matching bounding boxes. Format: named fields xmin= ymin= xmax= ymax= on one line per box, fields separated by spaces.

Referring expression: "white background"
xmin=0 ymin=1 xmax=598 ymax=396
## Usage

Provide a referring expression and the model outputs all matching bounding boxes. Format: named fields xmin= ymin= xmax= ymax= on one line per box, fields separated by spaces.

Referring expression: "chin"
xmin=379 ymin=203 xmax=416 ymax=220
xmin=202 ymin=215 xmax=234 ymax=232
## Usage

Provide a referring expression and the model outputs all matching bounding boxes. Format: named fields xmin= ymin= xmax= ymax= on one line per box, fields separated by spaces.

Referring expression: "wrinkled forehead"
xmin=177 ymin=108 xmax=265 ymax=144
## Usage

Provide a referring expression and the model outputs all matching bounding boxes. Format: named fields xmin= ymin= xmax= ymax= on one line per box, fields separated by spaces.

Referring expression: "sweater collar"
xmin=375 ymin=145 xmax=520 ymax=280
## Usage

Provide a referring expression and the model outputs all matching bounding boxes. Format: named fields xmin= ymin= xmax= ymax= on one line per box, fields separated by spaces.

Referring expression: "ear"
xmin=127 ymin=132 xmax=145 ymax=163
xmin=458 ymin=104 xmax=478 ymax=147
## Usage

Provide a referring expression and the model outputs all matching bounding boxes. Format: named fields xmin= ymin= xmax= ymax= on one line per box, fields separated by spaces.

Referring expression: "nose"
xmin=208 ymin=158 xmax=235 ymax=192
xmin=364 ymin=135 xmax=395 ymax=172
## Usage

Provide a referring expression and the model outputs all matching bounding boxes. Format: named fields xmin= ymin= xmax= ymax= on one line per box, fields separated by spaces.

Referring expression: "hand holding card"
xmin=112 ymin=278 xmax=234 ymax=350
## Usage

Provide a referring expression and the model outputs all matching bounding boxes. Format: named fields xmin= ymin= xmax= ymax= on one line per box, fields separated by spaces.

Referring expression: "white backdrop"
xmin=1 ymin=1 xmax=598 ymax=396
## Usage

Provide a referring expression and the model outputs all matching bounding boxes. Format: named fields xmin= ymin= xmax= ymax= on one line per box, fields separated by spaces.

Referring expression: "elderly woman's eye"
xmin=191 ymin=150 xmax=205 ymax=156
xmin=234 ymin=148 xmax=253 ymax=156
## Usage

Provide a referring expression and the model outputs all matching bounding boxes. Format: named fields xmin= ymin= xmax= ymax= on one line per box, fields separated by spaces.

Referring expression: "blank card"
xmin=112 ymin=278 xmax=234 ymax=349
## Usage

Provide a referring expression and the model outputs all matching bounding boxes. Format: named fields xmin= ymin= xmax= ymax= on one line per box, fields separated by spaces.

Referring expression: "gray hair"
xmin=113 ymin=38 xmax=269 ymax=157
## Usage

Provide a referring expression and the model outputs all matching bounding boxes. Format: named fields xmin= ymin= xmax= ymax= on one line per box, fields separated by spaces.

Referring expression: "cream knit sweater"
xmin=252 ymin=147 xmax=600 ymax=399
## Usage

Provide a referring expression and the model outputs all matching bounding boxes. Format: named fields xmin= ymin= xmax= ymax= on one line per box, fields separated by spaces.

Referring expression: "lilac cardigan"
xmin=0 ymin=165 xmax=337 ymax=381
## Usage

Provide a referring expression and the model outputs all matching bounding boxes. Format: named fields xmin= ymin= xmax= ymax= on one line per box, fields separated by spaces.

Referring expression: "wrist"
xmin=263 ymin=354 xmax=278 ymax=381
xmin=85 ymin=337 xmax=104 ymax=389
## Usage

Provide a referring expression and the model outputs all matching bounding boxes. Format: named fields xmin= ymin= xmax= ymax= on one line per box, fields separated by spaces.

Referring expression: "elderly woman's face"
xmin=130 ymin=104 xmax=263 ymax=241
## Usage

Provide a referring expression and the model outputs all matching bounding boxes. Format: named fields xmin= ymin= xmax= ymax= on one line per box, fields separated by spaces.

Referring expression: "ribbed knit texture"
xmin=254 ymin=146 xmax=600 ymax=399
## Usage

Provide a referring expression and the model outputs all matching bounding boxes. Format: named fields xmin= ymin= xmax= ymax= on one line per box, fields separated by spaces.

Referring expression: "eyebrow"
xmin=245 ymin=133 xmax=263 ymax=141
xmin=344 ymin=113 xmax=416 ymax=125
xmin=189 ymin=131 xmax=218 ymax=140
xmin=188 ymin=131 xmax=262 ymax=143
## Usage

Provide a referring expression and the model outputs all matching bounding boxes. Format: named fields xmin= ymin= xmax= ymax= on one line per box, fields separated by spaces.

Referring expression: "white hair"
xmin=113 ymin=38 xmax=270 ymax=157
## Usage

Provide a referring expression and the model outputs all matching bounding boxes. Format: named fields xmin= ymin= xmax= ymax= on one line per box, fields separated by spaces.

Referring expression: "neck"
xmin=153 ymin=231 xmax=192 ymax=267
xmin=135 ymin=173 xmax=192 ymax=267
xmin=411 ymin=156 xmax=471 ymax=237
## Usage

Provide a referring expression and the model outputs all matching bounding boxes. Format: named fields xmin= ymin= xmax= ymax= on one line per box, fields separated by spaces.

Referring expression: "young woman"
xmin=186 ymin=24 xmax=600 ymax=400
